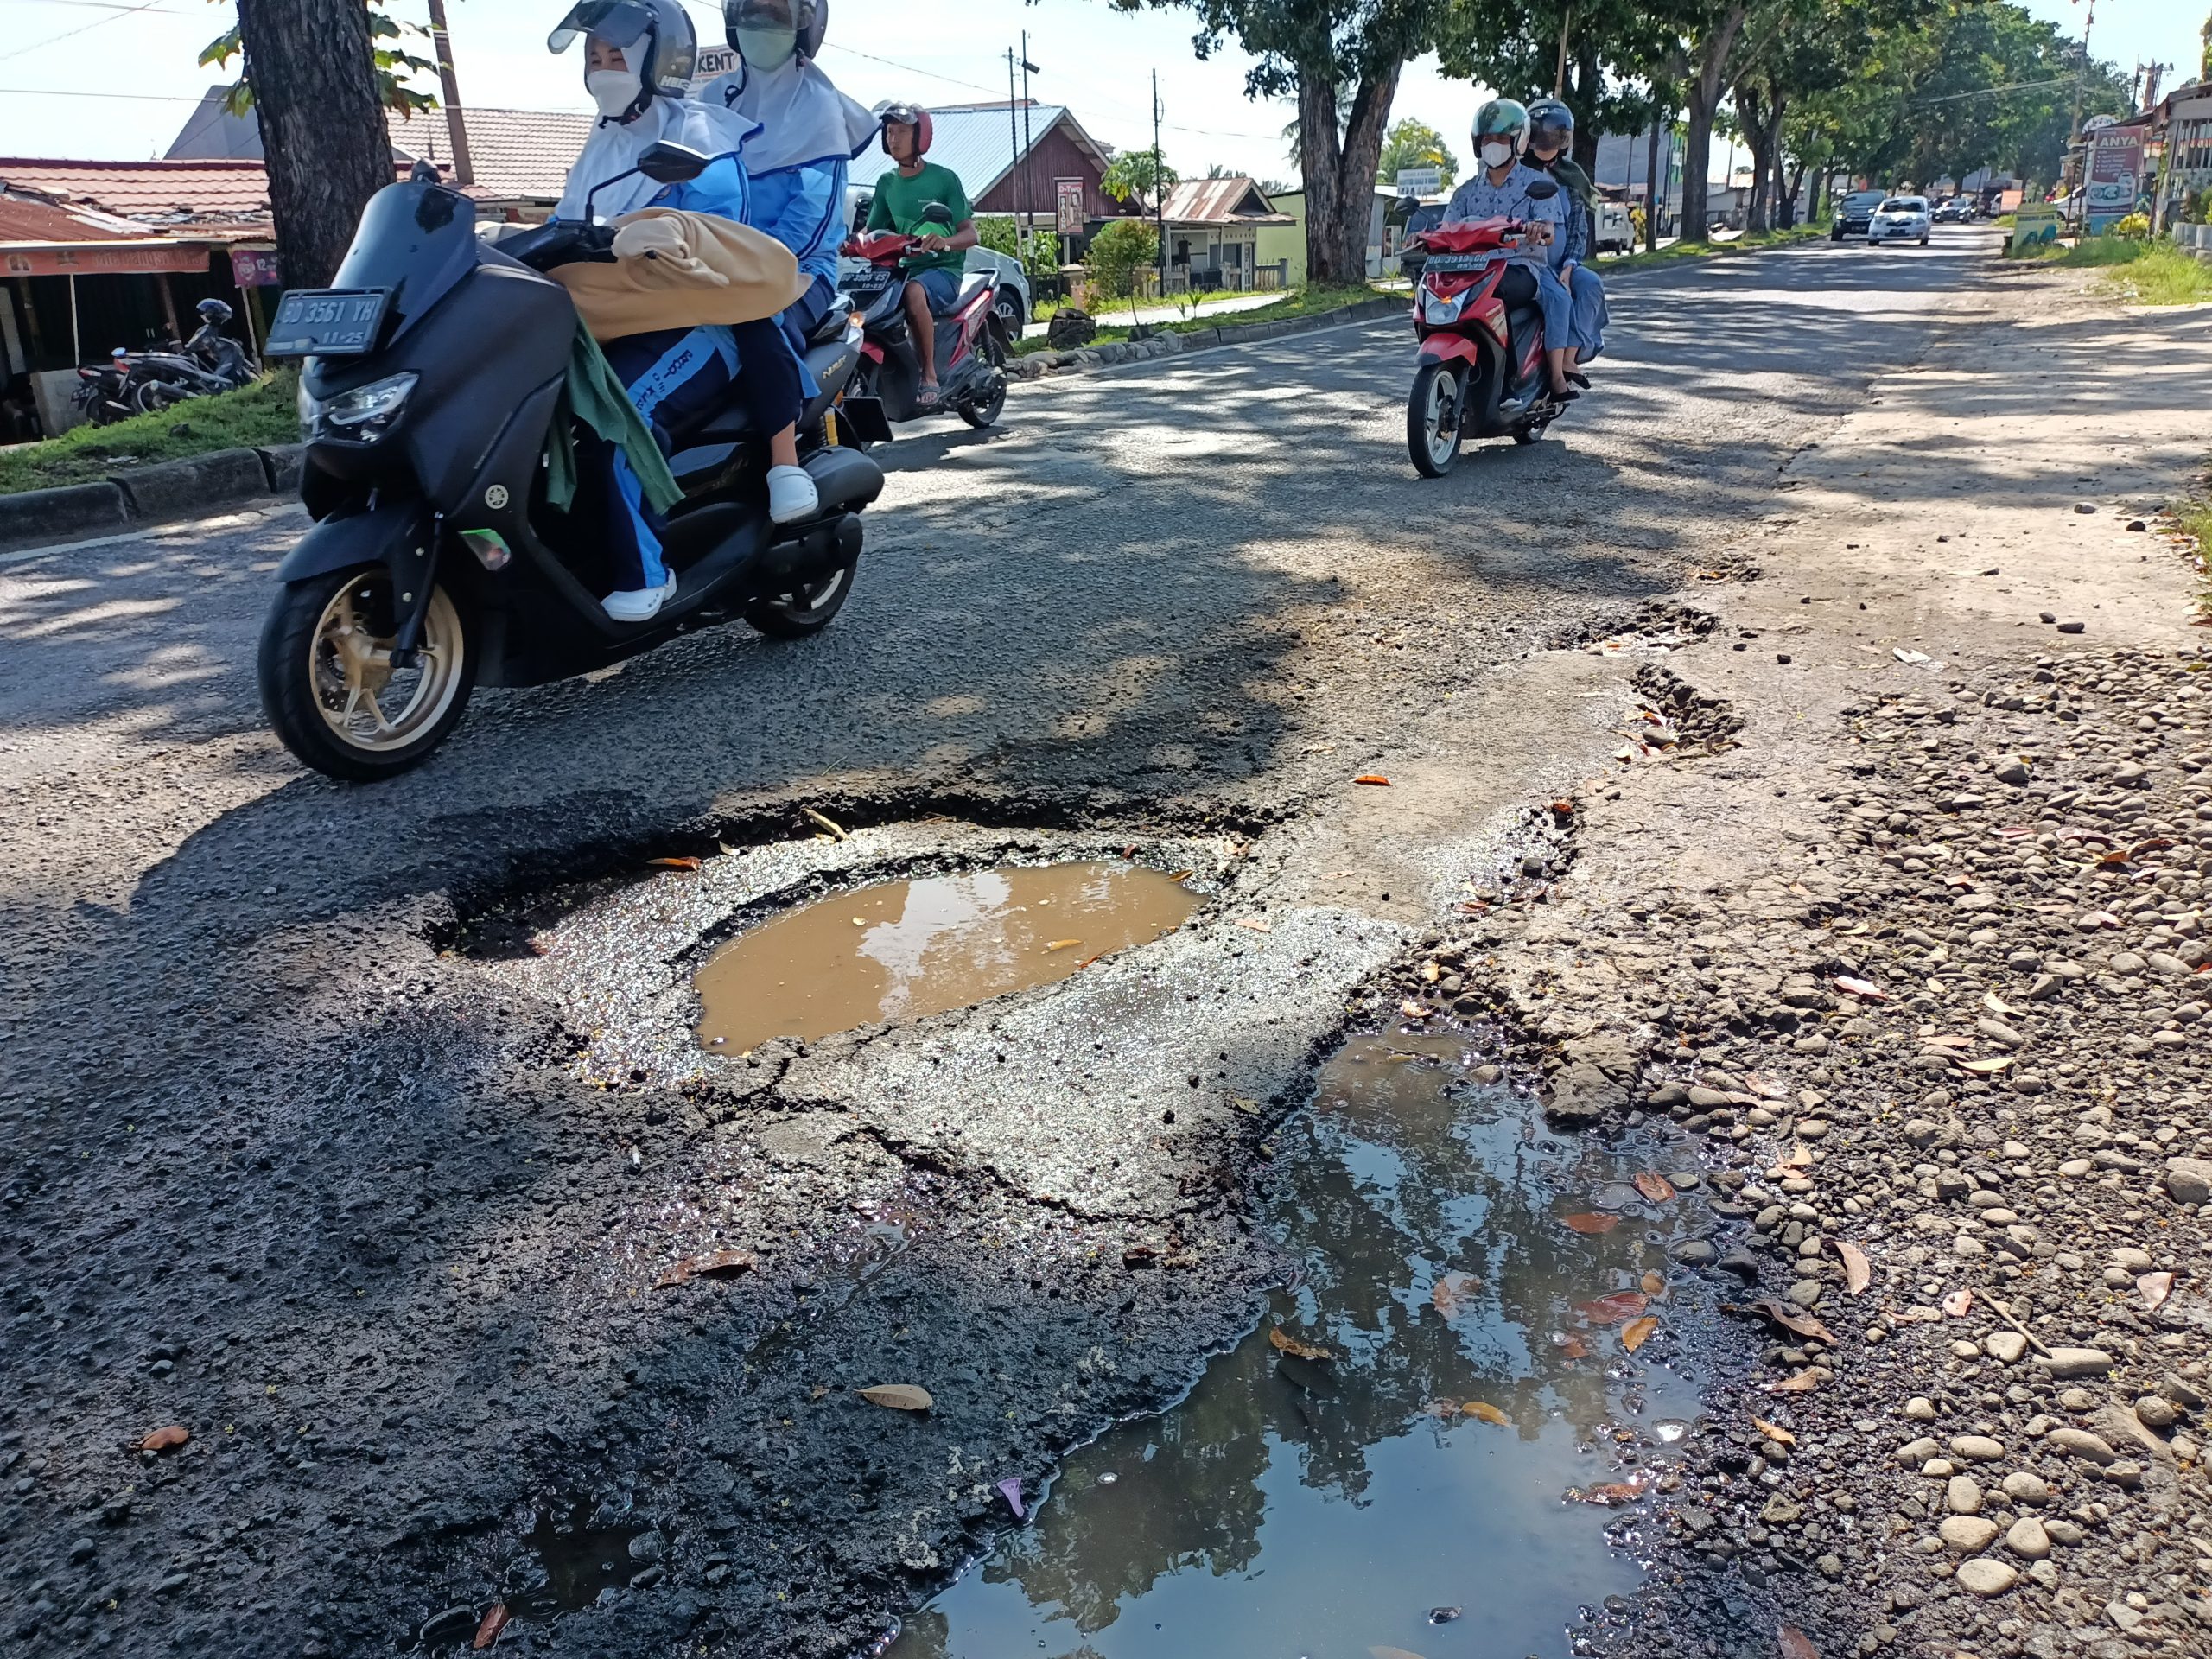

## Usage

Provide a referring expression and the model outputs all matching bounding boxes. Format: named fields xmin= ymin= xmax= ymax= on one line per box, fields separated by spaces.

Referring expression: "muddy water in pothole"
xmin=887 ymin=1031 xmax=1716 ymax=1659
xmin=695 ymin=862 xmax=1197 ymax=1052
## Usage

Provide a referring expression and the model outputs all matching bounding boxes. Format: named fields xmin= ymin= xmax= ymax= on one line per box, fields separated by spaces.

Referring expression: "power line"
xmin=1911 ymin=75 xmax=2075 ymax=108
xmin=0 ymin=0 xmax=176 ymax=64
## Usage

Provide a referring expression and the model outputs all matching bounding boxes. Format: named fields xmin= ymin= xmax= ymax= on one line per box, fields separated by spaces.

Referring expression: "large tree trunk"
xmin=1570 ymin=43 xmax=1602 ymax=175
xmin=1768 ymin=92 xmax=1790 ymax=226
xmin=237 ymin=0 xmax=392 ymax=288
xmin=1298 ymin=66 xmax=1401 ymax=286
xmin=1735 ymin=80 xmax=1770 ymax=233
xmin=1680 ymin=4 xmax=1747 ymax=245
xmin=1644 ymin=97 xmax=1669 ymax=251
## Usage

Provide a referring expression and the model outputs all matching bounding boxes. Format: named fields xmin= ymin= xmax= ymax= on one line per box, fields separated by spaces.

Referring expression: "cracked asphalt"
xmin=1 ymin=229 xmax=2003 ymax=1657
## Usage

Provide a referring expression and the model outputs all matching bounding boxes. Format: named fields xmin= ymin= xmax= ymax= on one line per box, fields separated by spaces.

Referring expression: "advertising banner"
xmin=2009 ymin=202 xmax=2059 ymax=252
xmin=3 ymin=242 xmax=213 ymax=277
xmin=1055 ymin=178 xmax=1084 ymax=236
xmin=2084 ymin=133 xmax=2143 ymax=234
xmin=230 ymin=248 xmax=282 ymax=288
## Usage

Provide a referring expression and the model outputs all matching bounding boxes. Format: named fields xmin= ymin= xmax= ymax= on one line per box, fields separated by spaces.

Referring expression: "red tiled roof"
xmin=387 ymin=106 xmax=595 ymax=203
xmin=0 ymin=156 xmax=270 ymax=220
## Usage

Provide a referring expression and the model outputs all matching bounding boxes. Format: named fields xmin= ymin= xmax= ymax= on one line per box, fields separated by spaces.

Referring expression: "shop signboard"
xmin=2084 ymin=131 xmax=2143 ymax=233
xmin=2009 ymin=202 xmax=2059 ymax=251
xmin=231 ymin=248 xmax=282 ymax=288
xmin=1055 ymin=177 xmax=1084 ymax=235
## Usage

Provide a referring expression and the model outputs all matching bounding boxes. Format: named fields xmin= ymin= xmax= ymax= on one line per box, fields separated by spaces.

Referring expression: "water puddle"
xmin=887 ymin=1030 xmax=1717 ymax=1659
xmin=509 ymin=1503 xmax=652 ymax=1614
xmin=695 ymin=861 xmax=1198 ymax=1052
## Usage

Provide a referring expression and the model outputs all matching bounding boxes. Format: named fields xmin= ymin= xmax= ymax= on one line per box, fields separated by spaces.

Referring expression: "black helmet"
xmin=195 ymin=297 xmax=233 ymax=325
xmin=724 ymin=0 xmax=824 ymax=61
xmin=1527 ymin=97 xmax=1573 ymax=154
xmin=548 ymin=0 xmax=698 ymax=104
xmin=1473 ymin=98 xmax=1530 ymax=159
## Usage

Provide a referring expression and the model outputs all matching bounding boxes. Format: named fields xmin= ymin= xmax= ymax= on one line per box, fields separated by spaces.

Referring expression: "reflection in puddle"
xmin=510 ymin=1503 xmax=650 ymax=1614
xmin=888 ymin=1032 xmax=1714 ymax=1659
xmin=695 ymin=862 xmax=1198 ymax=1052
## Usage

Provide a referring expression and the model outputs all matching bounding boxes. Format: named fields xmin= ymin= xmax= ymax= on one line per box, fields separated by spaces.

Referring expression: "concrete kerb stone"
xmin=0 ymin=480 xmax=132 ymax=550
xmin=257 ymin=443 xmax=305 ymax=496
xmin=108 ymin=447 xmax=273 ymax=523
xmin=1007 ymin=295 xmax=1410 ymax=380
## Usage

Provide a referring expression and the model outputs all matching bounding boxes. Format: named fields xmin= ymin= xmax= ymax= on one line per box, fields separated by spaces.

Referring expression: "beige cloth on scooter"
xmin=551 ymin=207 xmax=810 ymax=342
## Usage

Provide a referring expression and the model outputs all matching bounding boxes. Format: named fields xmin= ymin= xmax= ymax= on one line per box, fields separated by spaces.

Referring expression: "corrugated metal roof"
xmin=1157 ymin=176 xmax=1292 ymax=226
xmin=0 ymin=157 xmax=270 ymax=220
xmin=0 ymin=189 xmax=151 ymax=245
xmin=848 ymin=104 xmax=1104 ymax=203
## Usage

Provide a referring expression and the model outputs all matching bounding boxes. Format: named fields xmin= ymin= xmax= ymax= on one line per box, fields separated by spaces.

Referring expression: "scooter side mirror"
xmin=636 ymin=141 xmax=712 ymax=185
xmin=1524 ymin=179 xmax=1560 ymax=201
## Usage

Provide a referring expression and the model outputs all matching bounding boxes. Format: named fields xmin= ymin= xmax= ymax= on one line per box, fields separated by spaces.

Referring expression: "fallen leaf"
xmin=1778 ymin=1624 xmax=1821 ymax=1659
xmin=1369 ymin=1647 xmax=1428 ymax=1659
xmin=653 ymin=1249 xmax=757 ymax=1288
xmin=1577 ymin=1291 xmax=1649 ymax=1325
xmin=1562 ymin=1212 xmax=1619 ymax=1235
xmin=1762 ymin=1370 xmax=1823 ymax=1394
xmin=1268 ymin=1325 xmax=1333 ymax=1362
xmin=2139 ymin=1272 xmax=2175 ymax=1313
xmin=473 ymin=1604 xmax=511 ymax=1650
xmin=1640 ymin=1270 xmax=1666 ymax=1295
xmin=2130 ymin=836 xmax=2174 ymax=857
xmin=858 ymin=1383 xmax=934 ymax=1412
xmin=1554 ymin=1332 xmax=1589 ymax=1358
xmin=1353 ymin=774 xmax=1392 ymax=786
xmin=809 ymin=1384 xmax=830 ymax=1400
xmin=1778 ymin=1142 xmax=1814 ymax=1169
xmin=1834 ymin=975 xmax=1887 ymax=1001
xmin=1833 ymin=1240 xmax=1872 ymax=1296
xmin=1942 ymin=1288 xmax=1974 ymax=1319
xmin=1622 ymin=1315 xmax=1659 ymax=1352
xmin=1166 ymin=869 xmax=1195 ymax=882
xmin=1461 ymin=1400 xmax=1510 ymax=1425
xmin=1432 ymin=1272 xmax=1482 ymax=1318
xmin=1042 ymin=938 xmax=1082 ymax=952
xmin=647 ymin=855 xmax=702 ymax=871
xmin=1572 ymin=1477 xmax=1650 ymax=1505
xmin=801 ymin=806 xmax=849 ymax=841
xmin=997 ymin=1477 xmax=1027 ymax=1520
xmin=1235 ymin=915 xmax=1273 ymax=933
xmin=1632 ymin=1171 xmax=1676 ymax=1204
xmin=1737 ymin=1298 xmax=1837 ymax=1345
xmin=1753 ymin=1416 xmax=1797 ymax=1446
xmin=138 ymin=1425 xmax=189 ymax=1453
xmin=1960 ymin=1057 xmax=2014 ymax=1075
xmin=1982 ymin=991 xmax=2023 ymax=1018
xmin=1399 ymin=999 xmax=1431 ymax=1020
xmin=1420 ymin=961 xmax=1441 ymax=982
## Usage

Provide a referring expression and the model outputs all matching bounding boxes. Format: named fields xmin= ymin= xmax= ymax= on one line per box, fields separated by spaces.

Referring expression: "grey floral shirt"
xmin=1441 ymin=163 xmax=1564 ymax=266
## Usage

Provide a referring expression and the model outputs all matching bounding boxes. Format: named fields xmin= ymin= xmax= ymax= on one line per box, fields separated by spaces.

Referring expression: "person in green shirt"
xmin=867 ymin=104 xmax=977 ymax=408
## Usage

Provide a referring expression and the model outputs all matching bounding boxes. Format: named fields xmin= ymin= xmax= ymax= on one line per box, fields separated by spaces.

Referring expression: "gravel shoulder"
xmin=1452 ymin=263 xmax=2212 ymax=1658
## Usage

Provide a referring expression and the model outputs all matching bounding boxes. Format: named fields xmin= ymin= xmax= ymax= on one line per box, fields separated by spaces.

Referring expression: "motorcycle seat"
xmin=687 ymin=401 xmax=757 ymax=445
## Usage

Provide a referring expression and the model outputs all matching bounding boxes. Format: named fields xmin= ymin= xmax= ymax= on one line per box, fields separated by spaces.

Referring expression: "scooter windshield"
xmin=327 ymin=181 xmax=481 ymax=352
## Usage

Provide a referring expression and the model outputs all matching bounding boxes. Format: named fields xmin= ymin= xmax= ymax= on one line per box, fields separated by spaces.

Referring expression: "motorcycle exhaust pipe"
xmin=758 ymin=513 xmax=859 ymax=590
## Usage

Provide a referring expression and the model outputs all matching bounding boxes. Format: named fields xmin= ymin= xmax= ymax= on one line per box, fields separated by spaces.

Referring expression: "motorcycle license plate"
xmin=1422 ymin=252 xmax=1497 ymax=272
xmin=265 ymin=288 xmax=391 ymax=357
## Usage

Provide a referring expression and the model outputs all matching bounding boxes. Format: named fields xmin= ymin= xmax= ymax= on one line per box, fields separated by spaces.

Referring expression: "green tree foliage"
xmin=201 ymin=0 xmax=440 ymax=118
xmin=1377 ymin=118 xmax=1459 ymax=187
xmin=1101 ymin=149 xmax=1179 ymax=207
xmin=976 ymin=215 xmax=1067 ymax=291
xmin=1084 ymin=217 xmax=1162 ymax=297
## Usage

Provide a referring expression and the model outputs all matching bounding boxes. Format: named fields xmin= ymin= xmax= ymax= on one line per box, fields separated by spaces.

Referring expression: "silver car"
xmin=1867 ymin=194 xmax=1932 ymax=246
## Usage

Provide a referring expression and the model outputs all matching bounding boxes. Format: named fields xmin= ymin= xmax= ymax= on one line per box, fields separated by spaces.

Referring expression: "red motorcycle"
xmin=839 ymin=219 xmax=1008 ymax=431
xmin=1403 ymin=178 xmax=1567 ymax=476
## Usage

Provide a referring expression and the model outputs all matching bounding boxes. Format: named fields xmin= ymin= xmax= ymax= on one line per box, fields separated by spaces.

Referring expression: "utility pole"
xmin=1153 ymin=69 xmax=1166 ymax=301
xmin=423 ymin=0 xmax=474 ymax=189
xmin=1020 ymin=34 xmax=1038 ymax=261
xmin=1553 ymin=4 xmax=1572 ymax=98
xmin=2066 ymin=0 xmax=2095 ymax=224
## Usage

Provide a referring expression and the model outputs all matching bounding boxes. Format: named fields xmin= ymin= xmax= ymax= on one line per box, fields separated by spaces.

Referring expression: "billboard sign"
xmin=231 ymin=248 xmax=282 ymax=288
xmin=1395 ymin=166 xmax=1443 ymax=196
xmin=1055 ymin=178 xmax=1084 ymax=235
xmin=2084 ymin=132 xmax=2143 ymax=234
xmin=2009 ymin=201 xmax=2059 ymax=252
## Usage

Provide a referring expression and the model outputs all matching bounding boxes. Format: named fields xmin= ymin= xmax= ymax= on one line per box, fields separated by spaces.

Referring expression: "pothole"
xmin=695 ymin=862 xmax=1200 ymax=1054
xmin=475 ymin=824 xmax=1239 ymax=1085
xmin=509 ymin=1503 xmax=654 ymax=1616
xmin=884 ymin=1025 xmax=1726 ymax=1658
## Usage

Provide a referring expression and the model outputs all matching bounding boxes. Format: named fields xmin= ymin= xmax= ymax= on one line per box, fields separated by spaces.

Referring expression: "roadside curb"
xmin=1008 ymin=295 xmax=1410 ymax=379
xmin=0 ymin=442 xmax=302 ymax=556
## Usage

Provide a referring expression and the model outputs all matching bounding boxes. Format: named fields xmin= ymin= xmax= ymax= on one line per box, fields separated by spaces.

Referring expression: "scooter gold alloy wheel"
xmin=309 ymin=576 xmax=467 ymax=753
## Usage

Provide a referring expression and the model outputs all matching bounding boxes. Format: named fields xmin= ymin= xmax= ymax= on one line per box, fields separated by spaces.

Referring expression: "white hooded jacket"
xmin=554 ymin=46 xmax=760 ymax=222
xmin=704 ymin=51 xmax=875 ymax=177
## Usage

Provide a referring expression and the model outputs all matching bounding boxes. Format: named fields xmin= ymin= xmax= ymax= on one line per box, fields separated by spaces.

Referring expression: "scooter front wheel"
xmin=1408 ymin=359 xmax=1464 ymax=478
xmin=745 ymin=554 xmax=859 ymax=639
xmin=258 ymin=564 xmax=475 ymax=781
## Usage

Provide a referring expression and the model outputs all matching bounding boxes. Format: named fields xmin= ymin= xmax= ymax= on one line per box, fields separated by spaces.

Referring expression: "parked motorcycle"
xmin=256 ymin=144 xmax=886 ymax=781
xmin=127 ymin=300 xmax=261 ymax=414
xmin=71 ymin=350 xmax=137 ymax=426
xmin=1403 ymin=178 xmax=1568 ymax=477
xmin=840 ymin=209 xmax=1009 ymax=431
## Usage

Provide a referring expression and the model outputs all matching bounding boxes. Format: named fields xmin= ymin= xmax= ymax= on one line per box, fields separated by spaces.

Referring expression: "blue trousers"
xmin=1564 ymin=264 xmax=1607 ymax=359
xmin=595 ymin=317 xmax=804 ymax=593
xmin=1531 ymin=265 xmax=1575 ymax=351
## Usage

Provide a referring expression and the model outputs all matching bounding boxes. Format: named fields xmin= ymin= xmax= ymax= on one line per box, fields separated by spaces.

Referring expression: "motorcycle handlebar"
xmin=501 ymin=219 xmax=619 ymax=270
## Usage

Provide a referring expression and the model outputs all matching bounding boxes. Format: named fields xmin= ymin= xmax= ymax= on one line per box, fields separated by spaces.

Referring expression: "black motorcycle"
xmin=257 ymin=145 xmax=886 ymax=781
xmin=71 ymin=352 xmax=137 ymax=426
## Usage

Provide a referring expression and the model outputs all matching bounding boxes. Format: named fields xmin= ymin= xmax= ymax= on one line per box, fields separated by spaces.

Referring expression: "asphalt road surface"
xmin=0 ymin=228 xmax=1995 ymax=1657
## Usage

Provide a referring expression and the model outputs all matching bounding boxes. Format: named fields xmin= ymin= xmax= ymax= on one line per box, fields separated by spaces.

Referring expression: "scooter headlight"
xmin=1421 ymin=286 xmax=1467 ymax=324
xmin=317 ymin=372 xmax=418 ymax=442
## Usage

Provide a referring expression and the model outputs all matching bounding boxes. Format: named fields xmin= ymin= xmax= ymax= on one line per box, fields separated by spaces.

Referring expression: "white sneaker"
xmin=766 ymin=464 xmax=819 ymax=525
xmin=602 ymin=574 xmax=676 ymax=622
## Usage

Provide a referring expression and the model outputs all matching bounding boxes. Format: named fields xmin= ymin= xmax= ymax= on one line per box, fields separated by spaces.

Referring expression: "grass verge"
xmin=2006 ymin=237 xmax=2212 ymax=303
xmin=2170 ymin=485 xmax=2212 ymax=623
xmin=1014 ymin=283 xmax=1389 ymax=357
xmin=0 ymin=370 xmax=299 ymax=494
xmin=1598 ymin=223 xmax=1826 ymax=273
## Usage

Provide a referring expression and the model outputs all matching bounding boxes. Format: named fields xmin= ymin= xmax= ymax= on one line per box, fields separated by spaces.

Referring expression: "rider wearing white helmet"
xmin=1441 ymin=98 xmax=1575 ymax=399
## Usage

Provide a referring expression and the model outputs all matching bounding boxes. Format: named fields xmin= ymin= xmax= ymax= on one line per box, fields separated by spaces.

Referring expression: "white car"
xmin=1867 ymin=195 xmax=1932 ymax=246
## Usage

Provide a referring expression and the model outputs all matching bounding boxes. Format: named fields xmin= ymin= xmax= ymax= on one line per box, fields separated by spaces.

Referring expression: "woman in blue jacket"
xmin=711 ymin=0 xmax=880 ymax=357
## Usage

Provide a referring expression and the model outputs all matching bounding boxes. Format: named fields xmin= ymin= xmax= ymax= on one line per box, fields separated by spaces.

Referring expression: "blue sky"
xmin=1 ymin=0 xmax=2196 ymax=179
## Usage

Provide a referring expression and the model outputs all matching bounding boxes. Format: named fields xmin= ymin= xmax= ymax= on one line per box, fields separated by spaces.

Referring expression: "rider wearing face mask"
xmin=1441 ymin=98 xmax=1575 ymax=400
xmin=548 ymin=0 xmax=818 ymax=622
xmin=1523 ymin=96 xmax=1605 ymax=384
xmin=707 ymin=0 xmax=879 ymax=362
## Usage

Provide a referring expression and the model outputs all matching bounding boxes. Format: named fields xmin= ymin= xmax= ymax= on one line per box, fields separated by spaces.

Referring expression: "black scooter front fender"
xmin=272 ymin=499 xmax=433 ymax=585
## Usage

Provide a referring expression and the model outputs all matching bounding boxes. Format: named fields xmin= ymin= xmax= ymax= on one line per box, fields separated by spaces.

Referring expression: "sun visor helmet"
xmin=1526 ymin=97 xmax=1574 ymax=153
xmin=548 ymin=0 xmax=697 ymax=99
xmin=724 ymin=0 xmax=824 ymax=61
xmin=878 ymin=100 xmax=931 ymax=154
